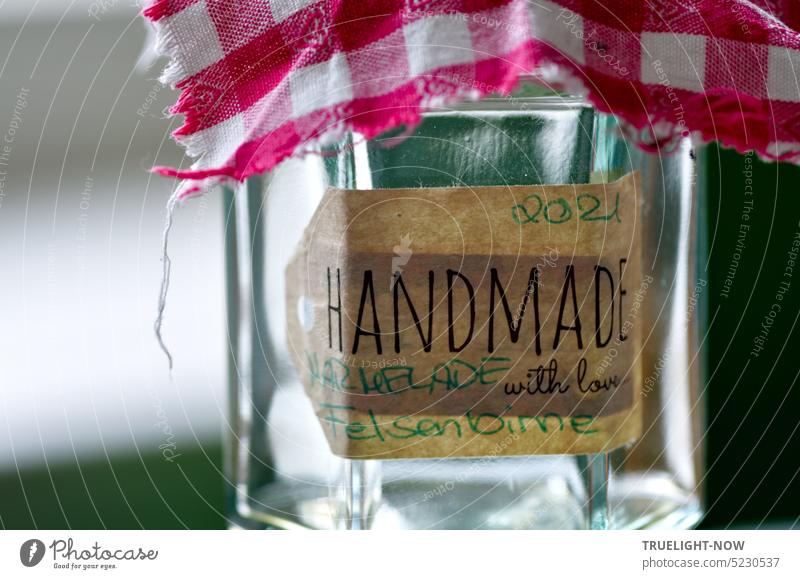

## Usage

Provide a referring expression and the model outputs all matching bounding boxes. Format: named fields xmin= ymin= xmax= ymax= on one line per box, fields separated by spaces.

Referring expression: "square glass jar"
xmin=223 ymin=90 xmax=705 ymax=530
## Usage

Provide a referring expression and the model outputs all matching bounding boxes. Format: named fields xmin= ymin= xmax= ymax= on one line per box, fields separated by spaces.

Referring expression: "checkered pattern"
xmin=144 ymin=0 xmax=800 ymax=196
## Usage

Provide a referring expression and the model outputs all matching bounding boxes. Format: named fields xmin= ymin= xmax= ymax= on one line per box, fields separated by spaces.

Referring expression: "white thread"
xmin=154 ymin=188 xmax=181 ymax=372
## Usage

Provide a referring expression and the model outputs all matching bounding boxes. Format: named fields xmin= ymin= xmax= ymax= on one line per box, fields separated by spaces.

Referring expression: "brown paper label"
xmin=286 ymin=172 xmax=643 ymax=459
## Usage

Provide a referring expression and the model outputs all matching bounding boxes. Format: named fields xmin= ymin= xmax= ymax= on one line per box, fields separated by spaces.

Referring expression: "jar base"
xmin=235 ymin=458 xmax=702 ymax=530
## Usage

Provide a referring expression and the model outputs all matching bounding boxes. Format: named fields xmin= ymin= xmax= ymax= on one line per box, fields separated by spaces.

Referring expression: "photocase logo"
xmin=20 ymin=539 xmax=45 ymax=567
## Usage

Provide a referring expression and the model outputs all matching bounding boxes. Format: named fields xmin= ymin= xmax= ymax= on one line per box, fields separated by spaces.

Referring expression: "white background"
xmin=0 ymin=531 xmax=798 ymax=578
xmin=0 ymin=1 xmax=227 ymax=467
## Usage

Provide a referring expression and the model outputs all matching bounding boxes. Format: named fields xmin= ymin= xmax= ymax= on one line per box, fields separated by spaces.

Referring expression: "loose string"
xmin=154 ymin=187 xmax=180 ymax=372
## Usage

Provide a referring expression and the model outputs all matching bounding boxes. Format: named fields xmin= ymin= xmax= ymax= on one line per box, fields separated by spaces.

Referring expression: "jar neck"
xmin=446 ymin=75 xmax=586 ymax=113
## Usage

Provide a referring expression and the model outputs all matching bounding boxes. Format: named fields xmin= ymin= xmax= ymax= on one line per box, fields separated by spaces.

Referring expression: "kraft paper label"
xmin=286 ymin=172 xmax=643 ymax=459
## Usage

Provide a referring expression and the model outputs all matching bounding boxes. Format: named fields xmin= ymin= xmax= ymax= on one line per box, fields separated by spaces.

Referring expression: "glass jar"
xmin=223 ymin=88 xmax=705 ymax=530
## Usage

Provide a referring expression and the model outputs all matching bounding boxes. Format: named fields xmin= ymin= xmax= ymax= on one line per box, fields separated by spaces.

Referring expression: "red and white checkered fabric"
xmin=144 ymin=0 xmax=800 ymax=197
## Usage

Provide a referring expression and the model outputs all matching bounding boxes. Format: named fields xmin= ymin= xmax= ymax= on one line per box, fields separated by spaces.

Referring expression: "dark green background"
xmin=702 ymin=146 xmax=799 ymax=528
xmin=1 ymin=146 xmax=797 ymax=529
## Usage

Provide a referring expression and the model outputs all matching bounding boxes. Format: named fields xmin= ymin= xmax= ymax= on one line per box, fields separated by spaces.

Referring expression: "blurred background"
xmin=0 ymin=1 xmax=796 ymax=529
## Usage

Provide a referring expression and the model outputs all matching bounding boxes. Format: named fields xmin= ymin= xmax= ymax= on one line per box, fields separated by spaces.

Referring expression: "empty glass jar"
xmin=223 ymin=86 xmax=705 ymax=530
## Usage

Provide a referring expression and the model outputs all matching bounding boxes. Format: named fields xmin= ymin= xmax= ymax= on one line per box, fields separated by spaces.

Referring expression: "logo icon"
xmin=20 ymin=539 xmax=45 ymax=567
